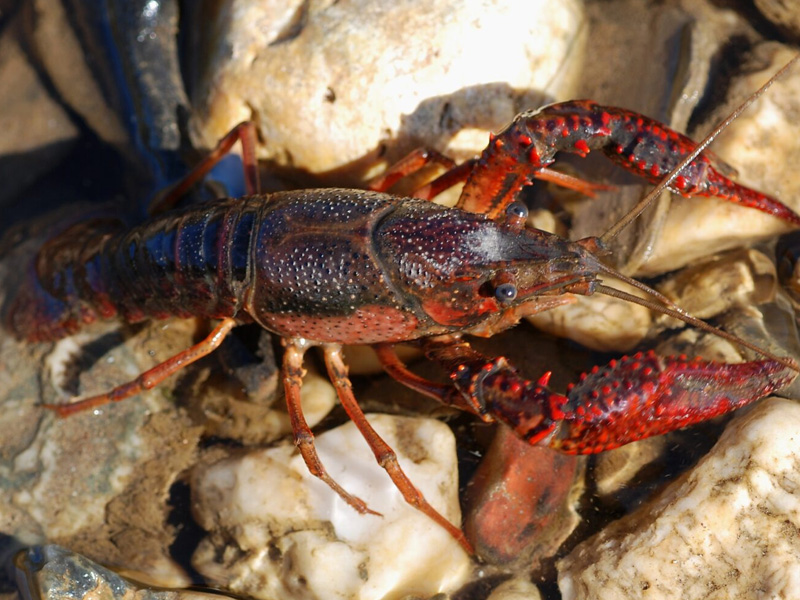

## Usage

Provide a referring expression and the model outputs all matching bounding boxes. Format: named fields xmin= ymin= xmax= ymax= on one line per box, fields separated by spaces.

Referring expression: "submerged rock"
xmin=15 ymin=545 xmax=233 ymax=600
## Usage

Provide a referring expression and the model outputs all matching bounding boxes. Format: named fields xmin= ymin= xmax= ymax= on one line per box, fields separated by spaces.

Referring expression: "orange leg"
xmin=282 ymin=341 xmax=379 ymax=516
xmin=42 ymin=318 xmax=238 ymax=417
xmin=152 ymin=121 xmax=262 ymax=214
xmin=417 ymin=159 xmax=615 ymax=201
xmin=533 ymin=168 xmax=616 ymax=197
xmin=373 ymin=343 xmax=490 ymax=420
xmin=323 ymin=345 xmax=473 ymax=554
xmin=367 ymin=148 xmax=456 ymax=193
xmin=369 ymin=147 xmax=614 ymax=204
xmin=412 ymin=159 xmax=476 ymax=200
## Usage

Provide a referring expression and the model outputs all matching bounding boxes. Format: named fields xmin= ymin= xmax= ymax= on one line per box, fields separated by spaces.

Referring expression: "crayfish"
xmin=8 ymin=57 xmax=800 ymax=556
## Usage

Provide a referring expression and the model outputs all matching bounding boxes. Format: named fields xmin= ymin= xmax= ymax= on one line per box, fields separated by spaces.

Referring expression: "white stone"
xmin=558 ymin=397 xmax=800 ymax=600
xmin=192 ymin=413 xmax=471 ymax=600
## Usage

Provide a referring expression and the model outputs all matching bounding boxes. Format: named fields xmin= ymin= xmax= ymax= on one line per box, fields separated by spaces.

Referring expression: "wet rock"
xmin=656 ymin=248 xmax=777 ymax=321
xmin=188 ymin=0 xmax=586 ymax=184
xmin=15 ymin=545 xmax=233 ymax=600
xmin=191 ymin=413 xmax=470 ymax=600
xmin=558 ymin=397 xmax=800 ymax=600
xmin=592 ymin=437 xmax=668 ymax=499
xmin=715 ymin=299 xmax=800 ymax=400
xmin=0 ymin=235 xmax=204 ymax=584
xmin=0 ymin=319 xmax=203 ymax=582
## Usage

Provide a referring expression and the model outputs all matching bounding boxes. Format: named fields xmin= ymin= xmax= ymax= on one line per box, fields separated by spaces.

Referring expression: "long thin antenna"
xmin=596 ymin=284 xmax=798 ymax=373
xmin=600 ymin=54 xmax=800 ymax=245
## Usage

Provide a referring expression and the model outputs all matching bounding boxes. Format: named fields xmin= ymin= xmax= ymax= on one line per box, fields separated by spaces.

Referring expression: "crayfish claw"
xmin=549 ymin=351 xmax=796 ymax=454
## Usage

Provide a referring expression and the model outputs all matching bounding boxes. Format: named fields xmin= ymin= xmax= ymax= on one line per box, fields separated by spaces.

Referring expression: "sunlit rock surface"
xmin=191 ymin=413 xmax=471 ymax=600
xmin=189 ymin=0 xmax=586 ymax=183
xmin=559 ymin=397 xmax=800 ymax=600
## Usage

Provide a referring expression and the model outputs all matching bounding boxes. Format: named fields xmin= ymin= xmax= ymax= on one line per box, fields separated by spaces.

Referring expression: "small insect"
xmin=8 ymin=57 xmax=799 ymax=555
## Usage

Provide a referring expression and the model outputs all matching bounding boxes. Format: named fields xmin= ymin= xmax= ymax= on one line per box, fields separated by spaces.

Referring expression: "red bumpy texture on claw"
xmin=457 ymin=100 xmax=800 ymax=226
xmin=445 ymin=349 xmax=796 ymax=455
xmin=550 ymin=351 xmax=796 ymax=454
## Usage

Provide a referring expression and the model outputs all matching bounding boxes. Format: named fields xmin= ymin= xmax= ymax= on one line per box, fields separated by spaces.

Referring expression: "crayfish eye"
xmin=494 ymin=282 xmax=518 ymax=303
xmin=506 ymin=201 xmax=528 ymax=221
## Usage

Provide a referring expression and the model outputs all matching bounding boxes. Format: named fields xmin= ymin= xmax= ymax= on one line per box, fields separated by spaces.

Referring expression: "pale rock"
xmin=558 ymin=397 xmax=800 ymax=600
xmin=192 ymin=413 xmax=470 ymax=600
xmin=754 ymin=0 xmax=800 ymax=39
xmin=31 ymin=0 xmax=129 ymax=149
xmin=342 ymin=344 xmax=422 ymax=376
xmin=656 ymin=248 xmax=776 ymax=321
xmin=0 ymin=9 xmax=78 ymax=206
xmin=189 ymin=0 xmax=586 ymax=184
xmin=487 ymin=577 xmax=543 ymax=600
xmin=198 ymin=361 xmax=338 ymax=446
xmin=526 ymin=282 xmax=652 ymax=353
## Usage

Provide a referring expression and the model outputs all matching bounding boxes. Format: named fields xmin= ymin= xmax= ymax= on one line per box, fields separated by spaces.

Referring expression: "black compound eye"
xmin=494 ymin=282 xmax=517 ymax=303
xmin=506 ymin=201 xmax=528 ymax=221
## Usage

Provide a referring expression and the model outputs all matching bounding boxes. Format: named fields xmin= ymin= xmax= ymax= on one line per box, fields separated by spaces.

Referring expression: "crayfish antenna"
xmin=599 ymin=53 xmax=800 ymax=245
xmin=593 ymin=279 xmax=800 ymax=375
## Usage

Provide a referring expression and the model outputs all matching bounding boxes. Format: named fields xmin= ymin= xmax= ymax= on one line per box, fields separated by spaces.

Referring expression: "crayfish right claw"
xmin=550 ymin=351 xmax=796 ymax=454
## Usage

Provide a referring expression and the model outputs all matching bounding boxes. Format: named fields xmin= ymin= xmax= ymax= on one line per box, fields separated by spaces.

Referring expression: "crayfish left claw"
xmin=549 ymin=351 xmax=797 ymax=454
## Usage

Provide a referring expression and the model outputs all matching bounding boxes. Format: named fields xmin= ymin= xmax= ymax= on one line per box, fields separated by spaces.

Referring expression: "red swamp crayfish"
xmin=7 ymin=59 xmax=800 ymax=554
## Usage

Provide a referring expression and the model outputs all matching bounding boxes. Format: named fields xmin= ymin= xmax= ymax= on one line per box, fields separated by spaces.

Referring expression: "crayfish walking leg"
xmin=41 ymin=318 xmax=238 ymax=417
xmin=323 ymin=345 xmax=472 ymax=551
